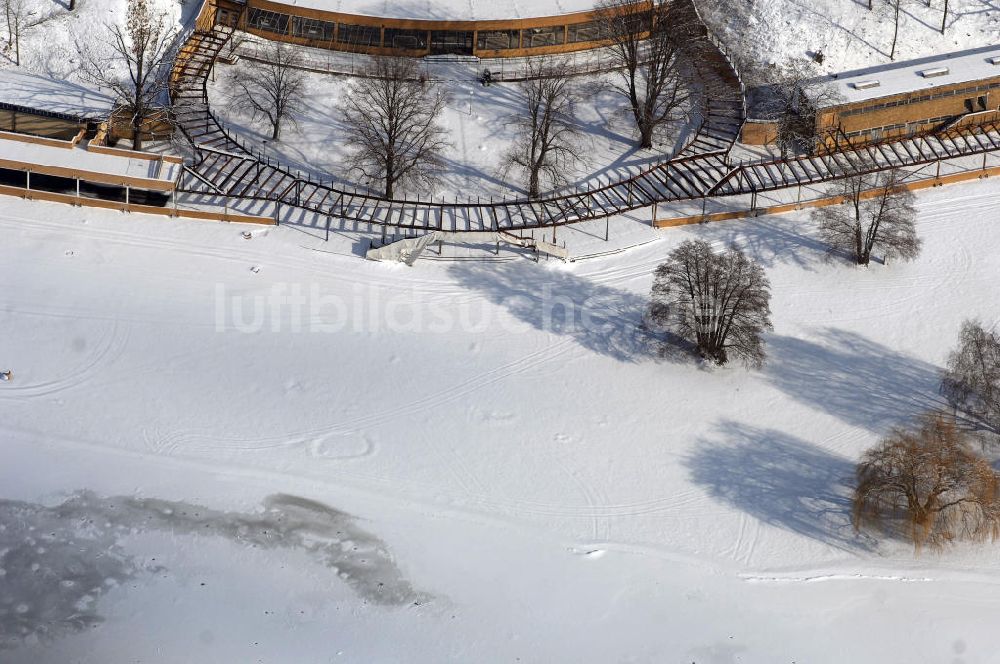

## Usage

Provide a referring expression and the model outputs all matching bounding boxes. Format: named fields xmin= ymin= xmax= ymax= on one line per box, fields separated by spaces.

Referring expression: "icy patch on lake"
xmin=0 ymin=491 xmax=425 ymax=649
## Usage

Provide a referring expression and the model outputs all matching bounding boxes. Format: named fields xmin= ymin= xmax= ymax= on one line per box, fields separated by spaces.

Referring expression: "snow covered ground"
xmin=703 ymin=0 xmax=1000 ymax=76
xmin=3 ymin=175 xmax=1000 ymax=662
xmin=0 ymin=0 xmax=189 ymax=82
xmin=207 ymin=63 xmax=690 ymax=200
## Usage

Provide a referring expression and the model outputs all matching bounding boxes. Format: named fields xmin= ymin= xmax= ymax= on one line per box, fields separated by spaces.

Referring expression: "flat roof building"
xmin=806 ymin=45 xmax=1000 ymax=148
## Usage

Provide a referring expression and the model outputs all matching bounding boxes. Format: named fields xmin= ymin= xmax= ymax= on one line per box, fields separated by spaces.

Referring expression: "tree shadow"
xmin=694 ymin=216 xmax=828 ymax=270
xmin=446 ymin=261 xmax=690 ymax=363
xmin=766 ymin=328 xmax=947 ymax=433
xmin=686 ymin=420 xmax=876 ymax=552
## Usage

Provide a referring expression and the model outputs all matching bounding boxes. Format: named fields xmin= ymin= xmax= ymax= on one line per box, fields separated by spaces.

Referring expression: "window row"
xmin=245 ymin=9 xmax=614 ymax=51
xmin=839 ymin=80 xmax=1000 ymax=118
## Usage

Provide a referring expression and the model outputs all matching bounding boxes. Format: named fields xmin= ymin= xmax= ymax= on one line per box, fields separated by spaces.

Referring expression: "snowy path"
xmin=4 ymin=175 xmax=1000 ymax=660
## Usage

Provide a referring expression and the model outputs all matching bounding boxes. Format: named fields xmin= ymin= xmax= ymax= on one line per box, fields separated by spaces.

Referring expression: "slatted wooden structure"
xmin=171 ymin=0 xmax=750 ymax=231
xmin=170 ymin=0 xmax=1000 ymax=233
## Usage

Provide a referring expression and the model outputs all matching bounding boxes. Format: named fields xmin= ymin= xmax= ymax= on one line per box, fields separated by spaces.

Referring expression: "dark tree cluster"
xmin=650 ymin=240 xmax=773 ymax=368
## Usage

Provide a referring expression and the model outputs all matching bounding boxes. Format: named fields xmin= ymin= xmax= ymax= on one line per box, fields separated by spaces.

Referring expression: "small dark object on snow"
xmin=1 ymin=370 xmax=12 ymax=381
xmin=812 ymin=50 xmax=825 ymax=64
xmin=481 ymin=69 xmax=493 ymax=87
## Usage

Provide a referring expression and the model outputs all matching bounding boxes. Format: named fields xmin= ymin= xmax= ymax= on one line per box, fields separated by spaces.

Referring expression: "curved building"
xmin=218 ymin=0 xmax=651 ymax=58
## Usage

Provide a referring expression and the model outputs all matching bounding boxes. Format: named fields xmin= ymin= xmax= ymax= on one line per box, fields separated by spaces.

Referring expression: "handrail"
xmin=175 ymin=7 xmax=746 ymax=213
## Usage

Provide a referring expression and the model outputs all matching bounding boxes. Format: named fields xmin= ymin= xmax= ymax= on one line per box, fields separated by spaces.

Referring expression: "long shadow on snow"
xmin=693 ymin=216 xmax=828 ymax=271
xmin=686 ymin=420 xmax=875 ymax=552
xmin=447 ymin=261 xmax=690 ymax=364
xmin=766 ymin=328 xmax=946 ymax=433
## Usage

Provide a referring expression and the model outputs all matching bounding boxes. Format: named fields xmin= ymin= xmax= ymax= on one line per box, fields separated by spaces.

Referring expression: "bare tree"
xmin=813 ymin=166 xmax=921 ymax=266
xmin=650 ymin=240 xmax=773 ymax=367
xmin=338 ymin=57 xmax=450 ymax=199
xmin=228 ymin=41 xmax=305 ymax=140
xmin=941 ymin=0 xmax=950 ymax=34
xmin=596 ymin=0 xmax=701 ymax=149
xmin=942 ymin=320 xmax=1000 ymax=436
xmin=745 ymin=60 xmax=841 ymax=158
xmin=501 ymin=60 xmax=582 ymax=199
xmin=79 ymin=0 xmax=177 ymax=150
xmin=853 ymin=412 xmax=1000 ymax=550
xmin=3 ymin=0 xmax=35 ymax=66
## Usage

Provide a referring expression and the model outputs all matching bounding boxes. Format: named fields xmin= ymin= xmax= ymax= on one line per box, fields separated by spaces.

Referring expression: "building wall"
xmin=741 ymin=119 xmax=779 ymax=146
xmin=816 ymin=74 xmax=1000 ymax=148
xmin=0 ymin=110 xmax=85 ymax=140
xmin=232 ymin=0 xmax=652 ymax=59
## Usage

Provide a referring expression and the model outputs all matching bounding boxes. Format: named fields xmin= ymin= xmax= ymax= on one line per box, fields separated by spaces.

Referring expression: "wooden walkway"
xmin=170 ymin=14 xmax=1000 ymax=232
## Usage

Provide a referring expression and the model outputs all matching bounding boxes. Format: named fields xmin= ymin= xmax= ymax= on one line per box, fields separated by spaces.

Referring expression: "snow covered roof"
xmin=809 ymin=44 xmax=1000 ymax=108
xmin=271 ymin=0 xmax=598 ymax=22
xmin=0 ymin=132 xmax=180 ymax=191
xmin=0 ymin=69 xmax=115 ymax=120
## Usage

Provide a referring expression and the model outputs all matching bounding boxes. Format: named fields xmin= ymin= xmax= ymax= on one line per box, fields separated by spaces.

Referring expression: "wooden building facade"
xmin=223 ymin=0 xmax=651 ymax=59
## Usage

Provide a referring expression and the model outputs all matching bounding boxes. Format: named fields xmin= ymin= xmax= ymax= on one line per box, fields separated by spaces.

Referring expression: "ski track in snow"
xmin=0 ymin=321 xmax=129 ymax=401
xmin=147 ymin=336 xmax=577 ymax=456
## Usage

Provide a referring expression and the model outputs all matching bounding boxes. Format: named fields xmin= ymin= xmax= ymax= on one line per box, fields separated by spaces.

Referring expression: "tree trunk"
xmin=941 ymin=0 xmax=949 ymax=34
xmin=528 ymin=167 xmax=540 ymax=199
xmin=69 ymin=0 xmax=75 ymax=10
xmin=271 ymin=122 xmax=280 ymax=140
xmin=131 ymin=114 xmax=143 ymax=151
xmin=854 ymin=223 xmax=867 ymax=265
xmin=639 ymin=123 xmax=654 ymax=150
xmin=890 ymin=0 xmax=901 ymax=61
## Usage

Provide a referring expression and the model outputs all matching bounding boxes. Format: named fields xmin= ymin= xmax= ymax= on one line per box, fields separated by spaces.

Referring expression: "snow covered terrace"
xmin=272 ymin=0 xmax=598 ymax=21
xmin=0 ymin=131 xmax=181 ymax=193
xmin=0 ymin=69 xmax=115 ymax=121
xmin=809 ymin=44 xmax=1000 ymax=107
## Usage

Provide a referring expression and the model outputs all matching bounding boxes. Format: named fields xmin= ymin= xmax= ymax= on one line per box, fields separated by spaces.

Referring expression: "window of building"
xmin=291 ymin=17 xmax=335 ymax=41
xmin=523 ymin=26 xmax=565 ymax=48
xmin=978 ymin=95 xmax=988 ymax=111
xmin=430 ymin=31 xmax=474 ymax=55
xmin=247 ymin=9 xmax=290 ymax=35
xmin=384 ymin=29 xmax=428 ymax=50
xmin=476 ymin=30 xmax=520 ymax=50
xmin=337 ymin=23 xmax=381 ymax=47
xmin=567 ymin=21 xmax=605 ymax=43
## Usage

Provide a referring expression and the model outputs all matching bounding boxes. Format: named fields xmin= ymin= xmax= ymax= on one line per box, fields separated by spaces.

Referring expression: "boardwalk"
xmin=170 ymin=7 xmax=1000 ymax=233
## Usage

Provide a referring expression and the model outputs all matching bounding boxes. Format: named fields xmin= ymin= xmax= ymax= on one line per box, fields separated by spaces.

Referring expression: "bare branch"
xmin=942 ymin=320 xmax=1000 ymax=436
xmin=853 ymin=412 xmax=1000 ymax=551
xmin=812 ymin=165 xmax=921 ymax=266
xmin=500 ymin=59 xmax=583 ymax=199
xmin=595 ymin=0 xmax=701 ymax=149
xmin=337 ymin=57 xmax=451 ymax=199
xmin=650 ymin=239 xmax=773 ymax=367
xmin=77 ymin=0 xmax=177 ymax=150
xmin=227 ymin=42 xmax=305 ymax=141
